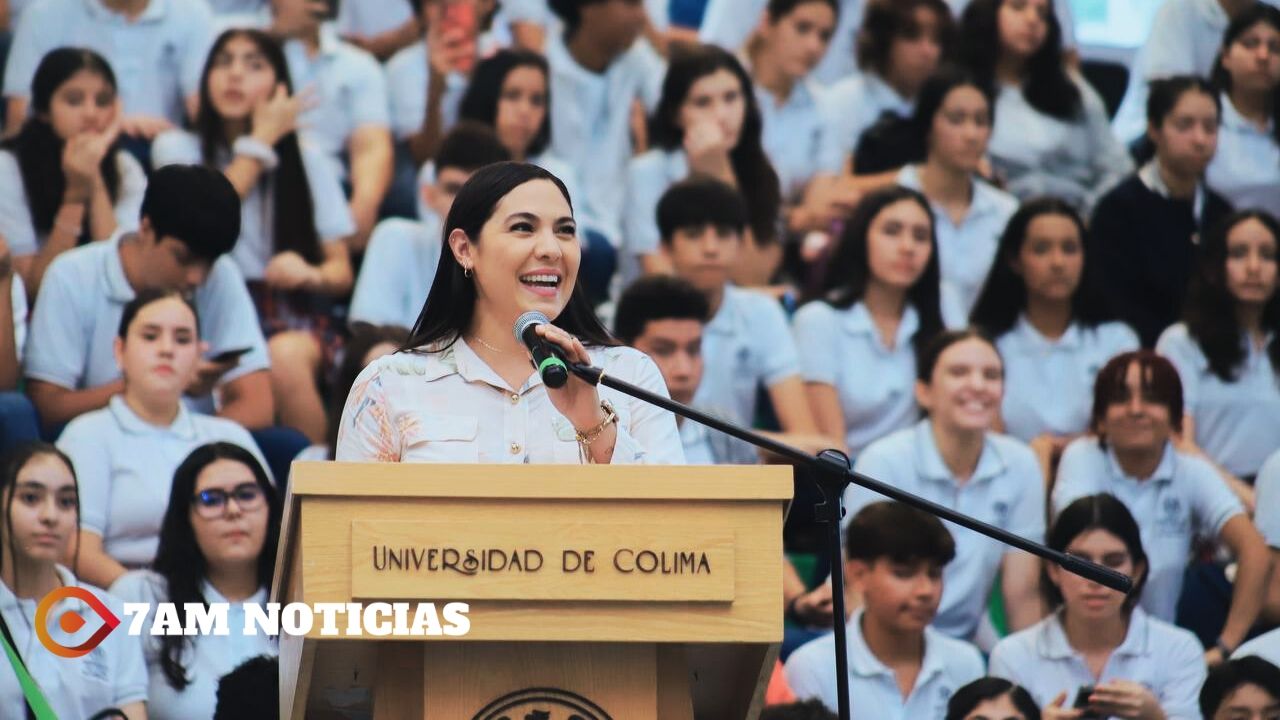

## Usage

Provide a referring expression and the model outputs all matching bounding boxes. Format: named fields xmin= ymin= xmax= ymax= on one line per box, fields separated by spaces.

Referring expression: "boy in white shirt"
xmin=785 ymin=501 xmax=985 ymax=717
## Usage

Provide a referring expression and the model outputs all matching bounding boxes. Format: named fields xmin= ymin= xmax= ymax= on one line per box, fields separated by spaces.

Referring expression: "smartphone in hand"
xmin=440 ymin=0 xmax=477 ymax=73
xmin=1074 ymin=686 xmax=1101 ymax=720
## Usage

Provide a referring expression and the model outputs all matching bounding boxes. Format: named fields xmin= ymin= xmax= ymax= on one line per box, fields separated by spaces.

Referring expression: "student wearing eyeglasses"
xmin=111 ymin=442 xmax=281 ymax=720
xmin=56 ymin=290 xmax=273 ymax=591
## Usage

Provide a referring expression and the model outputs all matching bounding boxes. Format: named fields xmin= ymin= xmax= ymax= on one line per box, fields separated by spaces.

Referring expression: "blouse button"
xmin=509 ymin=393 xmax=520 ymax=405
xmin=510 ymin=442 xmax=522 ymax=455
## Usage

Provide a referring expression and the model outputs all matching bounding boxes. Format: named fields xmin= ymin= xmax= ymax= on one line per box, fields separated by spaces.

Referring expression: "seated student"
xmin=0 ymin=48 xmax=145 ymax=298
xmin=655 ymin=177 xmax=819 ymax=436
xmin=793 ymin=185 xmax=944 ymax=457
xmin=2 ymin=0 xmax=214 ymax=140
xmin=969 ymin=198 xmax=1138 ymax=472
xmin=945 ymin=678 xmax=1041 ymax=720
xmin=1206 ymin=5 xmax=1280 ymax=214
xmin=213 ymin=655 xmax=279 ymax=720
xmin=700 ymin=0 xmax=861 ymax=85
xmin=822 ymin=0 xmax=953 ymax=174
xmin=624 ymin=44 xmax=781 ymax=283
xmin=1052 ymin=351 xmax=1270 ymax=661
xmin=1111 ymin=0 xmax=1266 ymax=146
xmin=1090 ymin=75 xmax=1233 ymax=349
xmin=353 ymin=123 xmax=509 ymax=329
xmin=112 ymin=442 xmax=280 ymax=720
xmin=0 ymin=442 xmax=147 ymax=719
xmin=152 ymin=28 xmax=355 ymax=445
xmin=0 ymin=237 xmax=35 ymax=455
xmin=893 ymin=67 xmax=1018 ymax=327
xmin=56 ymin=290 xmax=271 ymax=589
xmin=957 ymin=0 xmax=1131 ymax=213
xmin=991 ymin=494 xmax=1207 ymax=719
xmin=847 ymin=330 xmax=1047 ymax=640
xmin=1200 ymin=656 xmax=1280 ymax=720
xmin=1158 ymin=211 xmax=1280 ymax=483
xmin=267 ymin=0 xmax=392 ymax=251
xmin=24 ymin=164 xmax=274 ymax=433
xmin=546 ymin=0 xmax=665 ymax=250
xmin=785 ymin=502 xmax=985 ymax=717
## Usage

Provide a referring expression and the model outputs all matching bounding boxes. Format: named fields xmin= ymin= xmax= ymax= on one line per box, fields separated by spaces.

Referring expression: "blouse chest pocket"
xmin=402 ymin=415 xmax=480 ymax=462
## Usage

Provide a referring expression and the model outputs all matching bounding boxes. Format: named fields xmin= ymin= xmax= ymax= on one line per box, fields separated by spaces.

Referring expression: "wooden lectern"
xmin=273 ymin=462 xmax=792 ymax=720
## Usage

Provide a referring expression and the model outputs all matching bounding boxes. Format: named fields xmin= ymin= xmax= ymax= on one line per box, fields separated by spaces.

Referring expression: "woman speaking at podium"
xmin=336 ymin=162 xmax=684 ymax=465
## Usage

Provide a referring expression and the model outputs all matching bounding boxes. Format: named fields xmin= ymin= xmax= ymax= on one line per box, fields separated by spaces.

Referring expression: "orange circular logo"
xmin=34 ymin=588 xmax=121 ymax=658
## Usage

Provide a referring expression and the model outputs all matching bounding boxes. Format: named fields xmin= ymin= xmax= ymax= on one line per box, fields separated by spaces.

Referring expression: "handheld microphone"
xmin=513 ymin=311 xmax=570 ymax=389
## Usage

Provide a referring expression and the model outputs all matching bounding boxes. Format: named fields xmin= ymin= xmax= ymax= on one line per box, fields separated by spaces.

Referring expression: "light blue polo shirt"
xmin=1234 ymin=626 xmax=1280 ymax=669
xmin=348 ymin=215 xmax=441 ymax=329
xmin=785 ymin=609 xmax=986 ymax=718
xmin=1253 ymin=448 xmax=1280 ymax=549
xmin=990 ymin=608 xmax=1206 ymax=717
xmin=755 ymin=77 xmax=843 ymax=200
xmin=1157 ymin=323 xmax=1280 ymax=478
xmin=3 ymin=0 xmax=214 ymax=125
xmin=847 ymin=421 xmax=1046 ymax=640
xmin=692 ymin=285 xmax=801 ymax=432
xmin=699 ymin=0 xmax=862 ymax=85
xmin=621 ymin=147 xmax=688 ymax=260
xmin=23 ymin=230 xmax=270 ymax=399
xmin=821 ymin=72 xmax=915 ymax=166
xmin=384 ymin=39 xmax=468 ymax=141
xmin=1206 ymin=93 xmax=1280 ymax=216
xmin=1052 ymin=438 xmax=1244 ymax=622
xmin=998 ymin=317 xmax=1139 ymax=443
xmin=792 ymin=300 xmax=920 ymax=455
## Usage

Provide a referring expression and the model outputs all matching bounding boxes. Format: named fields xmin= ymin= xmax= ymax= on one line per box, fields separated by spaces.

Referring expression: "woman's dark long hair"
xmin=458 ymin=49 xmax=552 ymax=159
xmin=400 ymin=162 xmax=616 ymax=353
xmin=1043 ymin=493 xmax=1149 ymax=613
xmin=648 ymin=44 xmax=782 ymax=245
xmin=1211 ymin=4 xmax=1280 ymax=145
xmin=970 ymin=197 xmax=1116 ymax=338
xmin=959 ymin=0 xmax=1081 ymax=120
xmin=0 ymin=442 xmax=80 ymax=599
xmin=1 ymin=48 xmax=122 ymax=238
xmin=194 ymin=29 xmax=322 ymax=264
xmin=152 ymin=442 xmax=281 ymax=691
xmin=814 ymin=185 xmax=944 ymax=351
xmin=327 ymin=323 xmax=410 ymax=457
xmin=1184 ymin=210 xmax=1280 ymax=382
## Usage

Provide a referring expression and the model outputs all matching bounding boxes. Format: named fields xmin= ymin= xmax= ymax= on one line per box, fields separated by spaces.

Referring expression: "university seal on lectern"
xmin=471 ymin=687 xmax=614 ymax=720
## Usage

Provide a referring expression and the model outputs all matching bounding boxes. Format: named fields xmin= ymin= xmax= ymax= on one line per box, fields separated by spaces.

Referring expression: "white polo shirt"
xmin=348 ymin=215 xmax=441 ymax=329
xmin=699 ymin=0 xmax=862 ymax=86
xmin=847 ymin=421 xmax=1046 ymax=640
xmin=998 ymin=317 xmax=1139 ymax=443
xmin=792 ymin=300 xmax=920 ymax=455
xmin=150 ymin=129 xmax=355 ymax=280
xmin=693 ymin=285 xmax=801 ymax=432
xmin=1052 ymin=438 xmax=1244 ymax=622
xmin=23 ymin=230 xmax=270 ymax=399
xmin=680 ymin=408 xmax=760 ymax=466
xmin=1206 ymin=93 xmax=1280 ymax=216
xmin=1234 ymin=626 xmax=1280 ymax=669
xmin=621 ymin=148 xmax=688 ymax=262
xmin=384 ymin=39 xmax=469 ymax=141
xmin=989 ymin=608 xmax=1206 ymax=718
xmin=284 ymin=23 xmax=391 ymax=171
xmin=547 ymin=31 xmax=665 ymax=245
xmin=336 ymin=0 xmax=413 ymax=38
xmin=821 ymin=72 xmax=915 ymax=167
xmin=0 ymin=565 xmax=148 ymax=720
xmin=3 ymin=0 xmax=215 ymax=125
xmin=110 ymin=570 xmax=278 ymax=720
xmin=784 ymin=609 xmax=986 ymax=718
xmin=1157 ymin=323 xmax=1280 ymax=478
xmin=207 ymin=0 xmax=262 ymax=14
xmin=756 ymin=77 xmax=843 ymax=200
xmin=57 ymin=395 xmax=271 ymax=567
xmin=896 ymin=165 xmax=1018 ymax=327
xmin=1252 ymin=448 xmax=1280 ymax=549
xmin=0 ymin=149 xmax=146 ymax=258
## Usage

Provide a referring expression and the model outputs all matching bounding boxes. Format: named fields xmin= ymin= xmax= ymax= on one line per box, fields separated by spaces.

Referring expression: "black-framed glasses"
xmin=192 ymin=482 xmax=265 ymax=519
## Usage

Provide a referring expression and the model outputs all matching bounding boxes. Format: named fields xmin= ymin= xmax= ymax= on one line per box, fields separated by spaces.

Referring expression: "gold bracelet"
xmin=574 ymin=400 xmax=618 ymax=449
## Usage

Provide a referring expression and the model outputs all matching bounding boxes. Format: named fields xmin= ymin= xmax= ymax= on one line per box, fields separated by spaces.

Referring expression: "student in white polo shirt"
xmin=991 ymin=493 xmax=1207 ymax=719
xmin=1158 ymin=211 xmax=1280 ymax=483
xmin=1206 ymin=6 xmax=1280 ymax=214
xmin=893 ymin=67 xmax=1018 ymax=327
xmin=1052 ymin=351 xmax=1270 ymax=664
xmin=699 ymin=0 xmax=861 ymax=85
xmin=57 ymin=289 xmax=271 ymax=590
xmin=846 ymin=330 xmax=1047 ymax=640
xmin=112 ymin=442 xmax=281 ymax=720
xmin=656 ymin=177 xmax=819 ymax=437
xmin=969 ymin=198 xmax=1138 ymax=472
xmin=0 ymin=443 xmax=147 ymax=720
xmin=546 ymin=0 xmax=665 ymax=250
xmin=351 ymin=123 xmax=510 ymax=329
xmin=3 ymin=0 xmax=215 ymax=140
xmin=786 ymin=502 xmax=985 ymax=717
xmin=793 ymin=186 xmax=944 ymax=457
xmin=25 ymin=165 xmax=272 ymax=436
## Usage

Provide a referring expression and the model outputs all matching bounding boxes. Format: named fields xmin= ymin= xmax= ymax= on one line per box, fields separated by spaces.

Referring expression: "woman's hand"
xmin=264 ymin=251 xmax=321 ymax=291
xmin=683 ymin=119 xmax=734 ymax=180
xmin=1043 ymin=693 xmax=1083 ymax=720
xmin=1088 ymin=680 xmax=1165 ymax=720
xmin=531 ymin=324 xmax=604 ymax=431
xmin=61 ymin=116 xmax=120 ymax=202
xmin=251 ymin=84 xmax=308 ymax=147
xmin=791 ymin=583 xmax=835 ymax=626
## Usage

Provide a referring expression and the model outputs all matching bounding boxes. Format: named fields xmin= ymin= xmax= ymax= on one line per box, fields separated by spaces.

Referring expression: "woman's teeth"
xmin=520 ymin=274 xmax=560 ymax=287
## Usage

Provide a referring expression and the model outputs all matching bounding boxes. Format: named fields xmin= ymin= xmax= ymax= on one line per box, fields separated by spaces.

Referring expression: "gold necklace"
xmin=469 ymin=335 xmax=510 ymax=354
